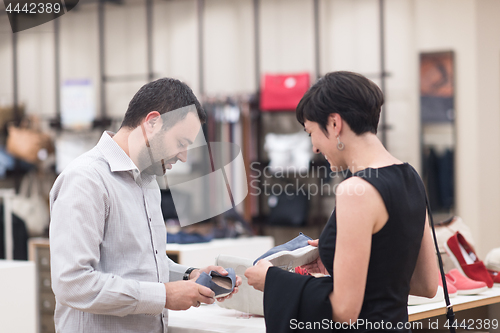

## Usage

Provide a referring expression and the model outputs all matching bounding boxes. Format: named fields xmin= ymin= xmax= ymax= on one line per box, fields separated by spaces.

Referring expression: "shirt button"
xmin=155 ymin=250 xmax=158 ymax=254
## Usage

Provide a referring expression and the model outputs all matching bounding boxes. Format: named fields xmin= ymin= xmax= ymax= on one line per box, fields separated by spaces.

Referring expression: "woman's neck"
xmin=341 ymin=133 xmax=401 ymax=173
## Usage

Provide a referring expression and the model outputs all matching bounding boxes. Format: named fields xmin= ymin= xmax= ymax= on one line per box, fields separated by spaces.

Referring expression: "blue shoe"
xmin=253 ymin=233 xmax=319 ymax=270
xmin=195 ymin=268 xmax=236 ymax=297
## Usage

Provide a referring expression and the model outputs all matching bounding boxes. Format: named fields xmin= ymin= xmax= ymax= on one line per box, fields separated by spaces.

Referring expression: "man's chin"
xmin=141 ymin=163 xmax=166 ymax=177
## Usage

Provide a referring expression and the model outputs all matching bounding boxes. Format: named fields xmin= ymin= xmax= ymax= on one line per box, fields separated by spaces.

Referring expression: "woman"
xmin=245 ymin=71 xmax=439 ymax=332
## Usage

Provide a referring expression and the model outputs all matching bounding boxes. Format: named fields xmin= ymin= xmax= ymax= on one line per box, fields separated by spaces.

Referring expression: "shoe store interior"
xmin=1 ymin=0 xmax=500 ymax=332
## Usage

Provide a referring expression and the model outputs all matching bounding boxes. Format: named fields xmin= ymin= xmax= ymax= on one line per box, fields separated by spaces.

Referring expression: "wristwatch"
xmin=183 ymin=267 xmax=197 ymax=280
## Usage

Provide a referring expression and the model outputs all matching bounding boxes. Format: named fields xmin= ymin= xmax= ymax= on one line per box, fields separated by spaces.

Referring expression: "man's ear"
xmin=142 ymin=111 xmax=161 ymax=133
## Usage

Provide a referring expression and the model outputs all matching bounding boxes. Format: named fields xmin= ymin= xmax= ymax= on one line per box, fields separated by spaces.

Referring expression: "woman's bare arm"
xmin=329 ymin=177 xmax=387 ymax=323
xmin=409 ymin=213 xmax=439 ymax=297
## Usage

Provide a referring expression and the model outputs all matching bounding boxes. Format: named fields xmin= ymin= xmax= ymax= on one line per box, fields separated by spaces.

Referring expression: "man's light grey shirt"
xmin=49 ymin=131 xmax=189 ymax=333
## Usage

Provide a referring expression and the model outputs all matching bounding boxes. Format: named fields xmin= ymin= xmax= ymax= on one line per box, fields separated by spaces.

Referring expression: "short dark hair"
xmin=120 ymin=78 xmax=206 ymax=129
xmin=296 ymin=71 xmax=384 ymax=135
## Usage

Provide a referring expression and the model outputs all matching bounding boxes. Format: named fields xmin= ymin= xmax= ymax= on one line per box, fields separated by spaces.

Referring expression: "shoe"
xmin=443 ymin=275 xmax=458 ymax=297
xmin=446 ymin=269 xmax=488 ymax=295
xmin=253 ymin=233 xmax=319 ymax=270
xmin=485 ymin=247 xmax=500 ymax=272
xmin=294 ymin=266 xmax=311 ymax=276
xmin=444 ymin=231 xmax=493 ymax=288
xmin=488 ymin=270 xmax=500 ymax=288
xmin=408 ymin=285 xmax=445 ymax=305
xmin=408 ymin=274 xmax=456 ymax=306
xmin=195 ymin=268 xmax=236 ymax=298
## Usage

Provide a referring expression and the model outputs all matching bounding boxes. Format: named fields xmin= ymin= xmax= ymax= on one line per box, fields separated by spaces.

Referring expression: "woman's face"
xmin=304 ymin=119 xmax=339 ymax=171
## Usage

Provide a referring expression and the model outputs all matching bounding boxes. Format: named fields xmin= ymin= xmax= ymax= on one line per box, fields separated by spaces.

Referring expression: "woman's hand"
xmin=245 ymin=259 xmax=273 ymax=292
xmin=300 ymin=239 xmax=329 ymax=276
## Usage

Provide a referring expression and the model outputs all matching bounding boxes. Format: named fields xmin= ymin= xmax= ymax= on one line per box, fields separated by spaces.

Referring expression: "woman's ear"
xmin=328 ymin=113 xmax=342 ymax=137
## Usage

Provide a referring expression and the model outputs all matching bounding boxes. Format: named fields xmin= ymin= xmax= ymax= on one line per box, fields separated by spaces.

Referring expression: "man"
xmin=50 ymin=78 xmax=241 ymax=333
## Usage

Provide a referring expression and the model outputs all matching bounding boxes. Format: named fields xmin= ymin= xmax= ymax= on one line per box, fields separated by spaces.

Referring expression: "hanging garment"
xmin=267 ymin=189 xmax=309 ymax=227
xmin=438 ymin=149 xmax=454 ymax=210
xmin=424 ymin=147 xmax=442 ymax=210
xmin=0 ymin=205 xmax=29 ymax=260
xmin=264 ymin=131 xmax=312 ymax=173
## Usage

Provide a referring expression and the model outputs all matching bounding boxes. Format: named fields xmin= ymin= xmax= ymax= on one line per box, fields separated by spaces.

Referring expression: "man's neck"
xmin=112 ymin=128 xmax=131 ymax=157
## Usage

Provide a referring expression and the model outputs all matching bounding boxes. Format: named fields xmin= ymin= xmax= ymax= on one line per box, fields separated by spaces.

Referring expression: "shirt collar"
xmin=97 ymin=131 xmax=138 ymax=173
xmin=96 ymin=131 xmax=156 ymax=186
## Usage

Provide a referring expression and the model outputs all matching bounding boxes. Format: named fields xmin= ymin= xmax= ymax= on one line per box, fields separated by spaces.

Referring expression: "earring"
xmin=337 ymin=136 xmax=345 ymax=151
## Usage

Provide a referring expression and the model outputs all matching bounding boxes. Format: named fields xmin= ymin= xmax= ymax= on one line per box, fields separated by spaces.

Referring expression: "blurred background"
xmin=0 ymin=0 xmax=500 ymax=330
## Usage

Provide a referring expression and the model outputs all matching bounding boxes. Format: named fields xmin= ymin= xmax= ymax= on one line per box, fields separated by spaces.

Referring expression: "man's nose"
xmin=177 ymin=149 xmax=188 ymax=162
xmin=312 ymin=146 xmax=320 ymax=154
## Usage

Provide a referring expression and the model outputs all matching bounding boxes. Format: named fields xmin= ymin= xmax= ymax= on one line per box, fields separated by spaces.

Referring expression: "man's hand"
xmin=244 ymin=259 xmax=273 ymax=292
xmin=164 ymin=280 xmax=215 ymax=310
xmin=189 ymin=265 xmax=242 ymax=302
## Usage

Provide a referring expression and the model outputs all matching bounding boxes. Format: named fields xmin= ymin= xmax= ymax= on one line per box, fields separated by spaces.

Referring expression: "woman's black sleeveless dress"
xmin=264 ymin=163 xmax=427 ymax=332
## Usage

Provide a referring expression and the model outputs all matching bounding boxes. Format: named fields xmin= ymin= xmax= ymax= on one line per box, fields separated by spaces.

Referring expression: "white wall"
xmin=0 ymin=0 xmax=412 ymax=141
xmin=475 ymin=0 xmax=500 ymax=256
xmin=153 ymin=0 xmax=199 ymax=94
xmin=317 ymin=0 xmax=420 ymax=167
xmin=204 ymin=0 xmax=255 ymax=94
xmin=58 ymin=3 xmax=101 ymax=122
xmin=260 ymin=0 xmax=315 ymax=74
xmin=0 ymin=14 xmax=14 ymax=107
xmin=0 ymin=12 xmax=56 ymax=117
xmin=384 ymin=0 xmax=419 ymax=169
xmin=321 ymin=0 xmax=380 ymax=75
xmin=413 ymin=0 xmax=500 ymax=257
xmin=414 ymin=0 xmax=479 ymax=249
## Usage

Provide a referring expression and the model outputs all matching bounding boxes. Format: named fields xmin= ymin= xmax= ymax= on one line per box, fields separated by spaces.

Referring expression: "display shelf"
xmin=168 ymin=288 xmax=500 ymax=333
xmin=0 ymin=260 xmax=37 ymax=333
xmin=408 ymin=288 xmax=500 ymax=322
xmin=166 ymin=236 xmax=274 ymax=268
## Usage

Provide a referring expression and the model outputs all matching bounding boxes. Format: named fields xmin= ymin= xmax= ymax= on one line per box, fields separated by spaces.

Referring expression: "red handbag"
xmin=260 ymin=72 xmax=310 ymax=111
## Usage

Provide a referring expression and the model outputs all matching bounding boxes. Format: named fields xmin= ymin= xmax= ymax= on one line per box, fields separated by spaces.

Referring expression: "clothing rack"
xmin=202 ymin=95 xmax=256 ymax=222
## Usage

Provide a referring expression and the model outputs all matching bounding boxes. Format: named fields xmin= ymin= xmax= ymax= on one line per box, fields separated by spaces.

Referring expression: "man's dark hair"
xmin=296 ymin=71 xmax=384 ymax=136
xmin=120 ymin=78 xmax=206 ymax=129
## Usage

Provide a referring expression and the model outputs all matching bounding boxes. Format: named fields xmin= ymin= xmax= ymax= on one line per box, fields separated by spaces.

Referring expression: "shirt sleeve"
xmin=49 ymin=167 xmax=165 ymax=317
xmin=166 ymin=257 xmax=190 ymax=282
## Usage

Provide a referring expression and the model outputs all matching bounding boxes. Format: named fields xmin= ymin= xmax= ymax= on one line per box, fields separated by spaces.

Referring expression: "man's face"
xmin=137 ymin=112 xmax=201 ymax=176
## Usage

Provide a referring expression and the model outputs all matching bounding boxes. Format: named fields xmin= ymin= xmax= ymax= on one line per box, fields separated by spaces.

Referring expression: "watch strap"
xmin=183 ymin=267 xmax=197 ymax=280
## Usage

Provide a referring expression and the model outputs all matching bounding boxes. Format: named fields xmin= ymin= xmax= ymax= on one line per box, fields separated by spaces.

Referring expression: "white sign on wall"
xmin=61 ymin=79 xmax=95 ymax=130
